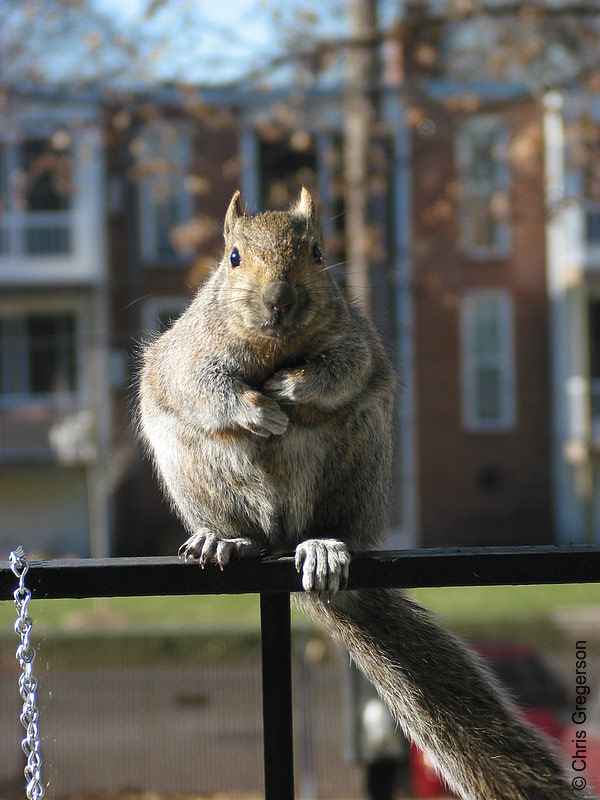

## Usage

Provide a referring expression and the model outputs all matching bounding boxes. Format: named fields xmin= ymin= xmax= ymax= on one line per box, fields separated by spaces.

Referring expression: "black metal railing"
xmin=2 ymin=544 xmax=600 ymax=799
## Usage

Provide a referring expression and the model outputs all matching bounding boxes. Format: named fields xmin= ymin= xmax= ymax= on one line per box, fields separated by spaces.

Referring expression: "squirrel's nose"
xmin=262 ymin=280 xmax=297 ymax=314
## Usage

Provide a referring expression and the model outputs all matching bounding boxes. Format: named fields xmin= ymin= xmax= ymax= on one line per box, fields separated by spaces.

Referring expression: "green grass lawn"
xmin=1 ymin=582 xmax=599 ymax=631
xmin=0 ymin=592 xmax=262 ymax=629
xmin=410 ymin=582 xmax=600 ymax=622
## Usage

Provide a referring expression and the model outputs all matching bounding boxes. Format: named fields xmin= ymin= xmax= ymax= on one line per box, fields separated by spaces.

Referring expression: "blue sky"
xmin=91 ymin=0 xmax=351 ymax=85
xmin=0 ymin=0 xmax=400 ymax=88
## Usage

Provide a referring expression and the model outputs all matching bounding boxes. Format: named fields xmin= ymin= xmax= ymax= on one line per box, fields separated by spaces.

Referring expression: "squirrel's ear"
xmin=224 ymin=190 xmax=244 ymax=238
xmin=294 ymin=186 xmax=316 ymax=223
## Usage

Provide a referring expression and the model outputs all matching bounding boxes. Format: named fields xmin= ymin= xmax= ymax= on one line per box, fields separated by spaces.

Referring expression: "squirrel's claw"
xmin=178 ymin=536 xmax=199 ymax=561
xmin=295 ymin=538 xmax=351 ymax=596
xmin=179 ymin=531 xmax=260 ymax=569
xmin=178 ymin=530 xmax=217 ymax=565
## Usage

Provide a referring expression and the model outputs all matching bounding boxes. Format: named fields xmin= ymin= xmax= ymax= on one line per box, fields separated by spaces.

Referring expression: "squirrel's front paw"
xmin=265 ymin=368 xmax=312 ymax=403
xmin=179 ymin=531 xmax=260 ymax=569
xmin=295 ymin=539 xmax=350 ymax=595
xmin=238 ymin=391 xmax=289 ymax=437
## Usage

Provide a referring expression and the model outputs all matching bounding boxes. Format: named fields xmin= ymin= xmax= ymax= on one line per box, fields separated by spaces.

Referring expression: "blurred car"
xmin=358 ymin=642 xmax=572 ymax=799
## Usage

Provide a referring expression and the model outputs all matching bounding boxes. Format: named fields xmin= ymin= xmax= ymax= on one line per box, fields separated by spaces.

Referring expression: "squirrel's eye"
xmin=230 ymin=247 xmax=241 ymax=268
xmin=312 ymin=243 xmax=322 ymax=264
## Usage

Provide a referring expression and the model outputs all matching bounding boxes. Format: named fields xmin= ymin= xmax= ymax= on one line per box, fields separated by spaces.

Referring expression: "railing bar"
xmin=260 ymin=592 xmax=295 ymax=800
xmin=1 ymin=545 xmax=600 ymax=601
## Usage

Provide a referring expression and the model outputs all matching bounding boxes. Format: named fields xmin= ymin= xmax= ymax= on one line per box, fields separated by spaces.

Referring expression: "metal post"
xmin=260 ymin=592 xmax=295 ymax=800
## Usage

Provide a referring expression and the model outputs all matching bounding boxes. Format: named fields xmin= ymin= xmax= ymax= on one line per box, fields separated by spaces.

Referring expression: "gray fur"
xmin=138 ymin=190 xmax=585 ymax=799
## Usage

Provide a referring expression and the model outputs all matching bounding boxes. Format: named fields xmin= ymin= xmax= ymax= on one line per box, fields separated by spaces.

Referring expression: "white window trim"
xmin=460 ymin=289 xmax=517 ymax=433
xmin=138 ymin=122 xmax=194 ymax=265
xmin=457 ymin=115 xmax=511 ymax=260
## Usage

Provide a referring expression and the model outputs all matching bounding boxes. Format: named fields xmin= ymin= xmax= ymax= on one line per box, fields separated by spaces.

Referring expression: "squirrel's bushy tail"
xmin=297 ymin=588 xmax=579 ymax=800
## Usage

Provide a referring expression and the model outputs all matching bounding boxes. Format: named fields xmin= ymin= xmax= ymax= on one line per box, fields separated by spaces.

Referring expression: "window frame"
xmin=137 ymin=121 xmax=194 ymax=265
xmin=460 ymin=289 xmax=517 ymax=433
xmin=457 ymin=115 xmax=511 ymax=260
xmin=0 ymin=136 xmax=73 ymax=257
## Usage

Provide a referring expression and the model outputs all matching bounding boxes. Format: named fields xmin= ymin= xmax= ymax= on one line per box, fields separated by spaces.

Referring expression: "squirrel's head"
xmin=219 ymin=187 xmax=332 ymax=343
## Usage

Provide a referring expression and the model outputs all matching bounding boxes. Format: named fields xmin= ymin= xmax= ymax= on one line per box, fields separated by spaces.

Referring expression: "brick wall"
xmin=412 ymin=100 xmax=554 ymax=547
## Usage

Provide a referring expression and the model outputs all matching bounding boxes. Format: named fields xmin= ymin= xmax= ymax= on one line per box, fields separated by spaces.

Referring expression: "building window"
xmin=142 ymin=296 xmax=188 ymax=333
xmin=259 ymin=134 xmax=318 ymax=210
xmin=582 ymin=129 xmax=600 ymax=251
xmin=457 ymin=116 xmax=510 ymax=258
xmin=589 ymin=299 xmax=600 ymax=445
xmin=0 ymin=313 xmax=77 ymax=402
xmin=460 ymin=290 xmax=516 ymax=432
xmin=137 ymin=122 xmax=194 ymax=263
xmin=22 ymin=139 xmax=71 ymax=213
xmin=258 ymin=130 xmax=347 ymax=284
xmin=0 ymin=138 xmax=73 ymax=256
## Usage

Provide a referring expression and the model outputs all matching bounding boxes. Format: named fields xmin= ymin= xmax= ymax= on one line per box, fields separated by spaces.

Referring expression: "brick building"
xmin=410 ymin=95 xmax=554 ymax=546
xmin=103 ymin=81 xmax=560 ymax=553
xmin=2 ymin=76 xmax=599 ymax=557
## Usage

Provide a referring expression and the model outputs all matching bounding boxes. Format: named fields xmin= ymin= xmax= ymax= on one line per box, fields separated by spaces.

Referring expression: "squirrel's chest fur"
xmin=149 ymin=404 xmax=332 ymax=547
xmin=230 ymin=421 xmax=327 ymax=545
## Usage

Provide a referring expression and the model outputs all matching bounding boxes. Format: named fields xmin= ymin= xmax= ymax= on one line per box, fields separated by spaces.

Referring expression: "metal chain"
xmin=10 ymin=547 xmax=45 ymax=800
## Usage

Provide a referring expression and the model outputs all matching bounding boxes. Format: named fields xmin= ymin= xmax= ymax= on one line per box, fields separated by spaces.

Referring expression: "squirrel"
xmin=138 ymin=188 xmax=584 ymax=800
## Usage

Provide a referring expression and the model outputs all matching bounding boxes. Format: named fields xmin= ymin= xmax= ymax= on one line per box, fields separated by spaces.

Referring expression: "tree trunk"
xmin=343 ymin=0 xmax=379 ymax=317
